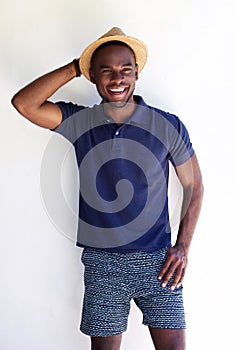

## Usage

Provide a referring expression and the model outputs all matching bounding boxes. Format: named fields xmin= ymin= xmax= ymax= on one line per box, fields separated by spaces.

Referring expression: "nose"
xmin=110 ymin=70 xmax=124 ymax=83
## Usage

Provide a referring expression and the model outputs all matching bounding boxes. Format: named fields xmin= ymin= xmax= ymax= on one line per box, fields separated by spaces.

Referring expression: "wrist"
xmin=73 ymin=58 xmax=81 ymax=77
xmin=174 ymin=241 xmax=190 ymax=255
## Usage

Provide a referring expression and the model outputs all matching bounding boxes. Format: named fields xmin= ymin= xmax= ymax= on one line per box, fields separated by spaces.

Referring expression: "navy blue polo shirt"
xmin=54 ymin=96 xmax=194 ymax=253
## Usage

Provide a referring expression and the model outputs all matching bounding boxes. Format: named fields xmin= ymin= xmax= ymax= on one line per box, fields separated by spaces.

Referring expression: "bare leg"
xmin=149 ymin=327 xmax=186 ymax=350
xmin=91 ymin=334 xmax=122 ymax=350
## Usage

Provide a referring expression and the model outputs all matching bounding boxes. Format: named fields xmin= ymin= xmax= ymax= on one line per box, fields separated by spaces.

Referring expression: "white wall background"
xmin=1 ymin=0 xmax=234 ymax=349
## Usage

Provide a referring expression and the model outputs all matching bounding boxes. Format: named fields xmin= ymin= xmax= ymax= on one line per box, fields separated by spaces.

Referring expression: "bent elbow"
xmin=11 ymin=93 xmax=26 ymax=115
xmin=11 ymin=93 xmax=35 ymax=121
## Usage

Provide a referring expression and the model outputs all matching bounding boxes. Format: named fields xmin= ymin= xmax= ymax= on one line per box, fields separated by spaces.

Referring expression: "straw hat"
xmin=79 ymin=27 xmax=148 ymax=81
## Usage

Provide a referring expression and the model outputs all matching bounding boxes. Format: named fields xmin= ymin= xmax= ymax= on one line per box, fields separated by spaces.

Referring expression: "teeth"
xmin=109 ymin=88 xmax=125 ymax=93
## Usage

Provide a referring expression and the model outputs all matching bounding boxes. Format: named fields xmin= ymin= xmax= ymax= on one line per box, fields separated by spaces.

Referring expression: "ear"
xmin=89 ymin=68 xmax=96 ymax=84
xmin=135 ymin=64 xmax=139 ymax=81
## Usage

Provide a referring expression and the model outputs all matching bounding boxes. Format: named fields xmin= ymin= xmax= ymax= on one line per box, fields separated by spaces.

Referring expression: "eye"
xmin=121 ymin=67 xmax=133 ymax=74
xmin=101 ymin=68 xmax=112 ymax=74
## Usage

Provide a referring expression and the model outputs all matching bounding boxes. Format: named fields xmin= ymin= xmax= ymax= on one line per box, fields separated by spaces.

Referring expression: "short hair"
xmin=90 ymin=40 xmax=136 ymax=68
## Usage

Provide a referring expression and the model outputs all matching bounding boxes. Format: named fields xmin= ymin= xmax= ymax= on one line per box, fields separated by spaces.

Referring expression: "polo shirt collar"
xmin=128 ymin=96 xmax=151 ymax=126
xmin=94 ymin=95 xmax=152 ymax=126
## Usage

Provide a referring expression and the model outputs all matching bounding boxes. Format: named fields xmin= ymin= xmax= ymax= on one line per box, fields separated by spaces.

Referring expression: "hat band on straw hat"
xmin=79 ymin=27 xmax=148 ymax=81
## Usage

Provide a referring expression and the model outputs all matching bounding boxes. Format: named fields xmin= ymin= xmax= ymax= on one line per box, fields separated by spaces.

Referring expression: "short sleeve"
xmin=168 ymin=117 xmax=195 ymax=167
xmin=55 ymin=101 xmax=85 ymax=121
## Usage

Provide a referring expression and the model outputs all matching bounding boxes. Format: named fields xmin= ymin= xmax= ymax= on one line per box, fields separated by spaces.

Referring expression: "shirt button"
xmin=115 ymin=131 xmax=120 ymax=136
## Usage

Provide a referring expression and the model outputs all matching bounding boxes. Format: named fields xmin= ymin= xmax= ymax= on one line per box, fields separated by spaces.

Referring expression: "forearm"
xmin=175 ymin=181 xmax=204 ymax=254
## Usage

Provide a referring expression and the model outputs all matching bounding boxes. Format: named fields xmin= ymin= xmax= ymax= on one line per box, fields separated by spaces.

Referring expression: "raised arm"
xmin=158 ymin=153 xmax=204 ymax=290
xmin=11 ymin=60 xmax=79 ymax=129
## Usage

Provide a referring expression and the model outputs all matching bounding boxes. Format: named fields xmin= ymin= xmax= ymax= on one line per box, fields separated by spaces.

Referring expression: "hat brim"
xmin=79 ymin=35 xmax=148 ymax=81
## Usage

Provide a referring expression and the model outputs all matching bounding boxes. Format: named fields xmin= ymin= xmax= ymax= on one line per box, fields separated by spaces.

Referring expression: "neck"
xmin=103 ymin=99 xmax=137 ymax=124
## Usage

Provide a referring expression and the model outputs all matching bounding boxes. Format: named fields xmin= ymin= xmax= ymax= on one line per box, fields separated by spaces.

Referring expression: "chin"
xmin=109 ymin=101 xmax=129 ymax=108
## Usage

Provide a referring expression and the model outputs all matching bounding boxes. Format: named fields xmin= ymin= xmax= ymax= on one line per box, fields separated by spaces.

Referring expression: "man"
xmin=12 ymin=27 xmax=203 ymax=350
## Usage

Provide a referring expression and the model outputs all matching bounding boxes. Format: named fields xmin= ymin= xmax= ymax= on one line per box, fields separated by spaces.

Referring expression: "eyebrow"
xmin=99 ymin=63 xmax=134 ymax=69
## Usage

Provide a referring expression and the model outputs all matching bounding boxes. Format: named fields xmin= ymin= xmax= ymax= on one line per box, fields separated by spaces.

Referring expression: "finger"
xmin=170 ymin=266 xmax=184 ymax=291
xmin=161 ymin=263 xmax=178 ymax=288
xmin=157 ymin=258 xmax=173 ymax=281
xmin=175 ymin=268 xmax=186 ymax=289
xmin=174 ymin=256 xmax=187 ymax=289
xmin=171 ymin=264 xmax=187 ymax=291
xmin=158 ymin=247 xmax=175 ymax=281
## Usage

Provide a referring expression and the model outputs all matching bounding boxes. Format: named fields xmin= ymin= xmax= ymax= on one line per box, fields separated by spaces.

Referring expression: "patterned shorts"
xmin=80 ymin=247 xmax=186 ymax=337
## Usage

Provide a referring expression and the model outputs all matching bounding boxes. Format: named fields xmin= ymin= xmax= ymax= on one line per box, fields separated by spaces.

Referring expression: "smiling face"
xmin=89 ymin=43 xmax=138 ymax=108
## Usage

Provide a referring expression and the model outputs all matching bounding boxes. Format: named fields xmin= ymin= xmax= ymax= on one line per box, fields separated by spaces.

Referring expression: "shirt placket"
xmin=111 ymin=124 xmax=124 ymax=156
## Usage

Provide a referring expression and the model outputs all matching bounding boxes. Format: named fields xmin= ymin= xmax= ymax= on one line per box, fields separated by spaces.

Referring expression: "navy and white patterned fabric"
xmin=80 ymin=247 xmax=186 ymax=336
